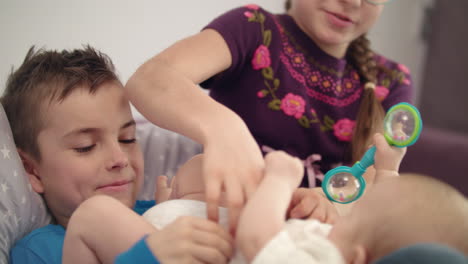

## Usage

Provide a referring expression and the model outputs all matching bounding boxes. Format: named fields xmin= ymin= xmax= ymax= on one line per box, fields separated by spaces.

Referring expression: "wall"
xmin=418 ymin=0 xmax=468 ymax=134
xmin=1 ymin=0 xmax=432 ymax=103
xmin=369 ymin=0 xmax=435 ymax=105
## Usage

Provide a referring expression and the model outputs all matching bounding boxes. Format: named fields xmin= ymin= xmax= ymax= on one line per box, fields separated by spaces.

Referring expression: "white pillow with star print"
xmin=0 ymin=104 xmax=51 ymax=263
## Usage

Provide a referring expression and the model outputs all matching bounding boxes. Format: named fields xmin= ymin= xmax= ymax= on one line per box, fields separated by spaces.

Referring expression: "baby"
xmin=142 ymin=154 xmax=230 ymax=230
xmin=236 ymin=151 xmax=468 ymax=263
xmin=149 ymin=133 xmax=468 ymax=263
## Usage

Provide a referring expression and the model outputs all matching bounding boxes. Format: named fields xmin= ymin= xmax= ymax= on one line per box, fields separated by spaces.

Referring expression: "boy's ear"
xmin=351 ymin=244 xmax=367 ymax=264
xmin=17 ymin=148 xmax=44 ymax=194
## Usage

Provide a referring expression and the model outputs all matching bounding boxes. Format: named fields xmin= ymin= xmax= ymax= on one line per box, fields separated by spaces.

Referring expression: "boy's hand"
xmin=287 ymin=187 xmax=339 ymax=224
xmin=373 ymin=133 xmax=407 ymax=172
xmin=203 ymin=126 xmax=264 ymax=235
xmin=146 ymin=216 xmax=233 ymax=264
xmin=155 ymin=175 xmax=172 ymax=204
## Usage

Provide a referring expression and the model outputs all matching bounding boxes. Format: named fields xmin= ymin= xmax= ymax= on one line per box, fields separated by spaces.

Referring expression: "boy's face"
xmin=26 ymin=82 xmax=144 ymax=227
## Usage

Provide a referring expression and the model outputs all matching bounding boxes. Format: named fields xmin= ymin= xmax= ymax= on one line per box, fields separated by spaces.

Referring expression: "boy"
xmin=1 ymin=46 xmax=232 ymax=264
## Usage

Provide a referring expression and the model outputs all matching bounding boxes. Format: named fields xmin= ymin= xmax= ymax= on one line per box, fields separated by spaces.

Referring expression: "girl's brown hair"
xmin=346 ymin=35 xmax=386 ymax=162
xmin=285 ymin=0 xmax=386 ymax=162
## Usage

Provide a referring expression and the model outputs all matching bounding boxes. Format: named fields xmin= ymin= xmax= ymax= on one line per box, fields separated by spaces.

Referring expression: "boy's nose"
xmin=106 ymin=143 xmax=129 ymax=170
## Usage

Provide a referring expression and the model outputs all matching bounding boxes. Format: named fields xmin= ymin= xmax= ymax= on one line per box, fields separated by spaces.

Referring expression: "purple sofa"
xmin=400 ymin=126 xmax=468 ymax=197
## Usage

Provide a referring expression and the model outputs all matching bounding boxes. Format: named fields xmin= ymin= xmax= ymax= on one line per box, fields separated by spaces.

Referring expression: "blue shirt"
xmin=9 ymin=200 xmax=159 ymax=264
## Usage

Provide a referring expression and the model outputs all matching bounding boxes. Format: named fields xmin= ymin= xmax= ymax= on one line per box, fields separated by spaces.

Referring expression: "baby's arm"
xmin=236 ymin=151 xmax=303 ymax=262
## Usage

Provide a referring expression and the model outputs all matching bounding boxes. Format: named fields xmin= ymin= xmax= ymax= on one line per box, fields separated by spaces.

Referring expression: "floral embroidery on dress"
xmin=374 ymin=85 xmax=389 ymax=102
xmin=280 ymin=93 xmax=305 ymax=119
xmin=333 ymin=119 xmax=356 ymax=142
xmin=251 ymin=45 xmax=271 ymax=70
xmin=246 ymin=7 xmax=406 ymax=142
xmin=247 ymin=7 xmax=340 ymax=136
xmin=245 ymin=4 xmax=260 ymax=10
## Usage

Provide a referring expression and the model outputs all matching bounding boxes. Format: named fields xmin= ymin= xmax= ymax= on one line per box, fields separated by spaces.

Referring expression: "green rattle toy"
xmin=322 ymin=102 xmax=422 ymax=204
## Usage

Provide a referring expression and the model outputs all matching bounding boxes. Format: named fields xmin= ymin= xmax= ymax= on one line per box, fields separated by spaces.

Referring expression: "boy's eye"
xmin=119 ymin=139 xmax=136 ymax=144
xmin=74 ymin=145 xmax=95 ymax=153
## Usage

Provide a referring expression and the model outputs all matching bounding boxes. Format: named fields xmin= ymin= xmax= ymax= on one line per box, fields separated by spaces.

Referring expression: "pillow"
xmin=0 ymin=103 xmax=51 ymax=263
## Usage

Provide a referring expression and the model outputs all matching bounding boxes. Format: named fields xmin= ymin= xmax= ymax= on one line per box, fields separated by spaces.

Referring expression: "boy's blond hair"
xmin=1 ymin=45 xmax=119 ymax=160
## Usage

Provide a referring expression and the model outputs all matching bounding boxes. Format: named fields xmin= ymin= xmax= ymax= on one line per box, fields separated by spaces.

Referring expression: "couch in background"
xmin=400 ymin=126 xmax=468 ymax=197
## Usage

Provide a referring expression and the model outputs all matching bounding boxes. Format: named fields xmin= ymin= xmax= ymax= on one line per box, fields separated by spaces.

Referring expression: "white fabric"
xmin=142 ymin=200 xmax=247 ymax=264
xmin=142 ymin=200 xmax=228 ymax=229
xmin=143 ymin=201 xmax=345 ymax=264
xmin=252 ymin=219 xmax=345 ymax=264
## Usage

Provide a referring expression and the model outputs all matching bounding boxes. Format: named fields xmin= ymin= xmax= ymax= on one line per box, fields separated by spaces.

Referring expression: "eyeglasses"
xmin=365 ymin=0 xmax=392 ymax=5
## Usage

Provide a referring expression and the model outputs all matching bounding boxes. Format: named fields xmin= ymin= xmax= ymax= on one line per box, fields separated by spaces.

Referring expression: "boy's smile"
xmin=26 ymin=81 xmax=144 ymax=227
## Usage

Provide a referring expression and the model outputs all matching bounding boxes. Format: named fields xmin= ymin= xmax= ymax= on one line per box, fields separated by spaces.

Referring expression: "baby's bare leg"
xmin=236 ymin=151 xmax=303 ymax=262
xmin=63 ymin=195 xmax=157 ymax=264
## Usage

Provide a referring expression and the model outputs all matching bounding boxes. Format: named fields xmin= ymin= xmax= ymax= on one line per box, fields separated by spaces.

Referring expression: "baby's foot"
xmin=264 ymin=151 xmax=304 ymax=190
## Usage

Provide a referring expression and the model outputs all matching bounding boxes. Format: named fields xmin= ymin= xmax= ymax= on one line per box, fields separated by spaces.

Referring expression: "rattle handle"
xmin=360 ymin=145 xmax=376 ymax=169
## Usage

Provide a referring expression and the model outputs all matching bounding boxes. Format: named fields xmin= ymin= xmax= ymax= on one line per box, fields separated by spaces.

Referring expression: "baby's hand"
xmin=264 ymin=151 xmax=304 ymax=189
xmin=155 ymin=175 xmax=172 ymax=204
xmin=287 ymin=188 xmax=339 ymax=224
xmin=373 ymin=133 xmax=406 ymax=172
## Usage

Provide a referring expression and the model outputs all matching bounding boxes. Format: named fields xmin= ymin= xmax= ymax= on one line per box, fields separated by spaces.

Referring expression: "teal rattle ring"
xmin=322 ymin=102 xmax=423 ymax=204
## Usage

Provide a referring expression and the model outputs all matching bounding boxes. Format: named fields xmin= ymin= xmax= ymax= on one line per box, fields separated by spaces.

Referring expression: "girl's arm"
xmin=125 ymin=29 xmax=264 ymax=233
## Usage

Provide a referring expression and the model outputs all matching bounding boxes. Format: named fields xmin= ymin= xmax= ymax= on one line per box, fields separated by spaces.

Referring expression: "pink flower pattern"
xmin=333 ymin=119 xmax=356 ymax=142
xmin=251 ymin=45 xmax=271 ymax=70
xmin=374 ymin=85 xmax=389 ymax=102
xmin=244 ymin=11 xmax=254 ymax=18
xmin=398 ymin=64 xmax=410 ymax=74
xmin=245 ymin=4 xmax=260 ymax=10
xmin=257 ymin=90 xmax=266 ymax=98
xmin=280 ymin=93 xmax=306 ymax=119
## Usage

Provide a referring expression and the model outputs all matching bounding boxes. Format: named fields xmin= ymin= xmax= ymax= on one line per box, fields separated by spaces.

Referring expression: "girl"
xmin=125 ymin=0 xmax=412 ymax=232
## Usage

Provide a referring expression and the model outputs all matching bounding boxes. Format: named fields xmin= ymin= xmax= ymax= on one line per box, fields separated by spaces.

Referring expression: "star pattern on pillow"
xmin=1 ymin=181 xmax=10 ymax=193
xmin=1 ymin=144 xmax=11 ymax=159
xmin=1 ymin=105 xmax=52 ymax=263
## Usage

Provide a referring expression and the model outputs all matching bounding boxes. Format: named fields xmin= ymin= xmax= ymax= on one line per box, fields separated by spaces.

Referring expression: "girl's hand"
xmin=146 ymin=216 xmax=233 ymax=264
xmin=203 ymin=122 xmax=265 ymax=235
xmin=287 ymin=187 xmax=339 ymax=224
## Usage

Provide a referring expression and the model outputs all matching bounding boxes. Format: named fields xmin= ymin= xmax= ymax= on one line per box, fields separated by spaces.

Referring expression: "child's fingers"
xmin=205 ymin=179 xmax=222 ymax=223
xmin=155 ymin=175 xmax=171 ymax=203
xmin=373 ymin=133 xmax=388 ymax=147
xmin=156 ymin=175 xmax=169 ymax=190
xmin=225 ymin=178 xmax=244 ymax=235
